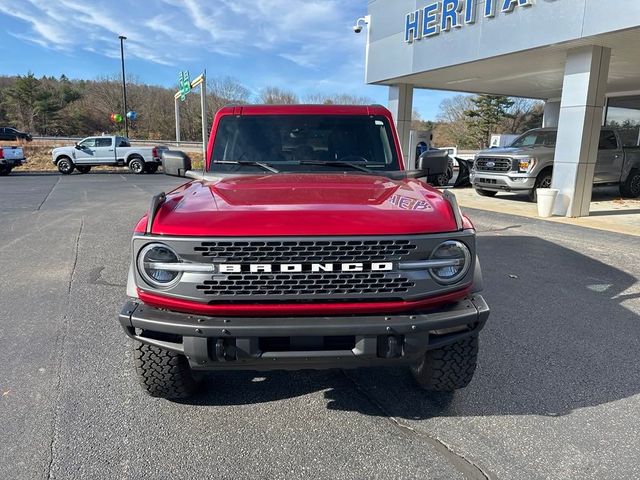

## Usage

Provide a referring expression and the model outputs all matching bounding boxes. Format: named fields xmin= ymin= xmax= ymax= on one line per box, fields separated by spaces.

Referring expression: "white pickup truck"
xmin=0 ymin=146 xmax=26 ymax=176
xmin=51 ymin=136 xmax=167 ymax=175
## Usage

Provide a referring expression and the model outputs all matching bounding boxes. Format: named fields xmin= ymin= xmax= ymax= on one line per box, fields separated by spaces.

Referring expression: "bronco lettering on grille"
xmin=217 ymin=262 xmax=393 ymax=274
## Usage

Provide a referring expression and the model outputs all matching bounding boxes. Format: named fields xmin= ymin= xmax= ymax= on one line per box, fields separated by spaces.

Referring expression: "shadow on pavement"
xmin=590 ymin=208 xmax=640 ymax=216
xmin=173 ymin=235 xmax=640 ymax=421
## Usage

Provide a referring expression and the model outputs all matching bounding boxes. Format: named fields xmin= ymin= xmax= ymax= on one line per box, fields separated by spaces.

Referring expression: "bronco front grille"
xmin=194 ymin=239 xmax=417 ymax=263
xmin=475 ymin=157 xmax=513 ymax=172
xmin=133 ymin=234 xmax=477 ymax=303
xmin=195 ymin=272 xmax=415 ymax=297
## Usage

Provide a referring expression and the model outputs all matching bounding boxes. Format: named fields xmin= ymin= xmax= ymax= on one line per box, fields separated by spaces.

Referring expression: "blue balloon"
xmin=126 ymin=111 xmax=137 ymax=120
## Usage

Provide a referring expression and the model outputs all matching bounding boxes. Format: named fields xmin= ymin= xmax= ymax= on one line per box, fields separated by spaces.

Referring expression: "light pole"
xmin=119 ymin=35 xmax=129 ymax=137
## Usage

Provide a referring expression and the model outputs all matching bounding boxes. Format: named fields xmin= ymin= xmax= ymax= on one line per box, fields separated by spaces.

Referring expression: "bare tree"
xmin=503 ymin=97 xmax=544 ymax=133
xmin=259 ymin=87 xmax=299 ymax=105
xmin=304 ymin=93 xmax=374 ymax=105
xmin=208 ymin=77 xmax=251 ymax=115
xmin=435 ymin=95 xmax=475 ymax=148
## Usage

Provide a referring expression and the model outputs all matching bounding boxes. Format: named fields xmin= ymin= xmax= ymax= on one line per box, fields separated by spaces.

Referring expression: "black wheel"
xmin=145 ymin=163 xmax=159 ymax=174
xmin=134 ymin=341 xmax=200 ymax=399
xmin=529 ymin=169 xmax=553 ymax=202
xmin=410 ymin=334 xmax=479 ymax=391
xmin=57 ymin=157 xmax=75 ymax=175
xmin=128 ymin=157 xmax=145 ymax=175
xmin=433 ymin=173 xmax=449 ymax=187
xmin=0 ymin=166 xmax=12 ymax=176
xmin=620 ymin=169 xmax=640 ymax=198
xmin=446 ymin=164 xmax=454 ymax=181
xmin=76 ymin=165 xmax=92 ymax=174
xmin=474 ymin=188 xmax=497 ymax=197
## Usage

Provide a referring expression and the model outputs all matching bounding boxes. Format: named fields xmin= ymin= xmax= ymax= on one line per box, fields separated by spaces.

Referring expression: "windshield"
xmin=510 ymin=130 xmax=557 ymax=148
xmin=209 ymin=114 xmax=400 ymax=174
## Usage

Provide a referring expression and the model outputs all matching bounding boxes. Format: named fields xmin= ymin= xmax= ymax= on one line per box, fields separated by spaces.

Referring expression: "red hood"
xmin=148 ymin=174 xmax=459 ymax=236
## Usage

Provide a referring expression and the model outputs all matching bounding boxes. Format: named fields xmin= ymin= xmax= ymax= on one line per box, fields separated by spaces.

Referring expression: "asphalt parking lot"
xmin=1 ymin=172 xmax=639 ymax=480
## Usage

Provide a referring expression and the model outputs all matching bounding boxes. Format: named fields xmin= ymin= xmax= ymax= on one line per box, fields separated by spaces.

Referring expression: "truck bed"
xmin=1 ymin=146 xmax=25 ymax=160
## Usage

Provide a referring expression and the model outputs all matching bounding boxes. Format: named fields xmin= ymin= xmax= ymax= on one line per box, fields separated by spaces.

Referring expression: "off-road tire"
xmin=128 ymin=157 xmax=145 ymax=175
xmin=145 ymin=163 xmax=159 ymax=174
xmin=410 ymin=334 xmax=479 ymax=391
xmin=0 ymin=166 xmax=12 ymax=176
xmin=620 ymin=169 xmax=640 ymax=198
xmin=76 ymin=165 xmax=92 ymax=174
xmin=528 ymin=169 xmax=553 ymax=202
xmin=134 ymin=341 xmax=200 ymax=399
xmin=57 ymin=157 xmax=75 ymax=175
xmin=474 ymin=188 xmax=497 ymax=197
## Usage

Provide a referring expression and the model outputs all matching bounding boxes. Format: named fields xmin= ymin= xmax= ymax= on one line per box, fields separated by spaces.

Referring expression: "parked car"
xmin=471 ymin=127 xmax=640 ymax=201
xmin=118 ymin=104 xmax=490 ymax=399
xmin=51 ymin=136 xmax=167 ymax=175
xmin=0 ymin=146 xmax=26 ymax=175
xmin=0 ymin=127 xmax=32 ymax=142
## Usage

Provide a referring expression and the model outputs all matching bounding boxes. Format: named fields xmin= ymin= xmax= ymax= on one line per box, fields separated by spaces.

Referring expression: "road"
xmin=1 ymin=173 xmax=639 ymax=480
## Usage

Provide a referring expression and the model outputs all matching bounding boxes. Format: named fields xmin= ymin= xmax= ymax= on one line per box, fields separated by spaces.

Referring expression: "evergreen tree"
xmin=4 ymin=72 xmax=41 ymax=131
xmin=464 ymin=95 xmax=514 ymax=148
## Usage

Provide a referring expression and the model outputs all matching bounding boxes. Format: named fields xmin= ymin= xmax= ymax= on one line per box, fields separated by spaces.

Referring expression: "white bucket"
xmin=537 ymin=189 xmax=559 ymax=218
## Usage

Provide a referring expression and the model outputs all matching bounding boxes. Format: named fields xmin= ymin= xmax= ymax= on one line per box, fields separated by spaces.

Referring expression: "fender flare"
xmin=126 ymin=261 xmax=138 ymax=298
xmin=471 ymin=256 xmax=484 ymax=293
xmin=126 ymin=154 xmax=144 ymax=165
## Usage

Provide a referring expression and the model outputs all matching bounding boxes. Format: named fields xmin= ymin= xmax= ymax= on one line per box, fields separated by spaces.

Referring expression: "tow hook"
xmin=380 ymin=335 xmax=403 ymax=359
xmin=214 ymin=338 xmax=239 ymax=362
xmin=215 ymin=339 xmax=228 ymax=362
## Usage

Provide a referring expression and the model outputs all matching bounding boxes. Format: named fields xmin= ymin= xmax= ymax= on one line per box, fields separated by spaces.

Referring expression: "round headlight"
xmin=429 ymin=241 xmax=471 ymax=285
xmin=137 ymin=243 xmax=181 ymax=288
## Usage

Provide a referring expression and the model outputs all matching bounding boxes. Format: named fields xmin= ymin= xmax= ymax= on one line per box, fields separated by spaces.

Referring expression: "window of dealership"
xmin=365 ymin=0 xmax=640 ymax=217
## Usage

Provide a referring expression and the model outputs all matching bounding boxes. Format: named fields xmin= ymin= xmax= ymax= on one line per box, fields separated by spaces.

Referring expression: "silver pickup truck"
xmin=0 ymin=146 xmax=26 ymax=176
xmin=51 ymin=136 xmax=167 ymax=175
xmin=470 ymin=128 xmax=640 ymax=201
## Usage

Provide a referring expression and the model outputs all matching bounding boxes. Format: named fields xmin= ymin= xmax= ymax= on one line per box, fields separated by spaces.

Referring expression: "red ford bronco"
xmin=119 ymin=105 xmax=489 ymax=399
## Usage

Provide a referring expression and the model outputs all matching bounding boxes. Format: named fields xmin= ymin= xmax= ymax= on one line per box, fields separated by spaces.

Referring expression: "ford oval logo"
xmin=486 ymin=161 xmax=496 ymax=168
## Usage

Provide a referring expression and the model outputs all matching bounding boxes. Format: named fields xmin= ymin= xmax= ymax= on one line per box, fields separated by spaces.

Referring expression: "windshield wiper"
xmin=214 ymin=160 xmax=280 ymax=173
xmin=297 ymin=160 xmax=374 ymax=174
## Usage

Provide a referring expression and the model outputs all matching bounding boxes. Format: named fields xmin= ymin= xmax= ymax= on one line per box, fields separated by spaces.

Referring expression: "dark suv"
xmin=0 ymin=127 xmax=32 ymax=142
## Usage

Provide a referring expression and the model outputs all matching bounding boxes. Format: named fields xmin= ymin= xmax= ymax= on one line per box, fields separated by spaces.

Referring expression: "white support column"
xmin=542 ymin=100 xmax=561 ymax=128
xmin=552 ymin=46 xmax=611 ymax=217
xmin=388 ymin=84 xmax=414 ymax=164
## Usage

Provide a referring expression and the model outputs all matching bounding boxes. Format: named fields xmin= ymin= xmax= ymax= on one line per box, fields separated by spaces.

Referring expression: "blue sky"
xmin=0 ymin=0 xmax=453 ymax=120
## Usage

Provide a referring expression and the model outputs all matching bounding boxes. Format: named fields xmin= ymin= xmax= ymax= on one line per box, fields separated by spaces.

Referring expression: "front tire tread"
xmin=134 ymin=342 xmax=199 ymax=399
xmin=410 ymin=335 xmax=479 ymax=391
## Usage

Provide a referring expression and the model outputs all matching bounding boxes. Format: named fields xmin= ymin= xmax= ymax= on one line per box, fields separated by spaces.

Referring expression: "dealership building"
xmin=365 ymin=0 xmax=640 ymax=217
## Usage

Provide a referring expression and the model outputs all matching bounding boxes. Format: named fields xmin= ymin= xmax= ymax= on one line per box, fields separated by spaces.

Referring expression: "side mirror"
xmin=75 ymin=144 xmax=82 ymax=150
xmin=416 ymin=149 xmax=449 ymax=180
xmin=162 ymin=150 xmax=192 ymax=178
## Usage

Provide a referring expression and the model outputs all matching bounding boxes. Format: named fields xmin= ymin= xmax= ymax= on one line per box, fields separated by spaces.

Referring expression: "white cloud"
xmin=0 ymin=0 xmax=364 ymax=67
xmin=0 ymin=0 xmax=375 ymax=98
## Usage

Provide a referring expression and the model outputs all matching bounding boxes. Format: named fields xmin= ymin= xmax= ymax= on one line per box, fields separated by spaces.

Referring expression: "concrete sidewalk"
xmin=452 ymin=185 xmax=640 ymax=237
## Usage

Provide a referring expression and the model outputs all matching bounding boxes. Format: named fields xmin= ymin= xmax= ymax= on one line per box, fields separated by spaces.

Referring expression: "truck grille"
xmin=194 ymin=239 xmax=417 ymax=263
xmin=133 ymin=233 xmax=478 ymax=304
xmin=196 ymin=272 xmax=415 ymax=297
xmin=475 ymin=157 xmax=513 ymax=172
xmin=190 ymin=239 xmax=419 ymax=299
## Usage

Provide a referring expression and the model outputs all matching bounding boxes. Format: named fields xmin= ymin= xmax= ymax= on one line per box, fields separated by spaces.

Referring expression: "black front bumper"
xmin=119 ymin=295 xmax=489 ymax=371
